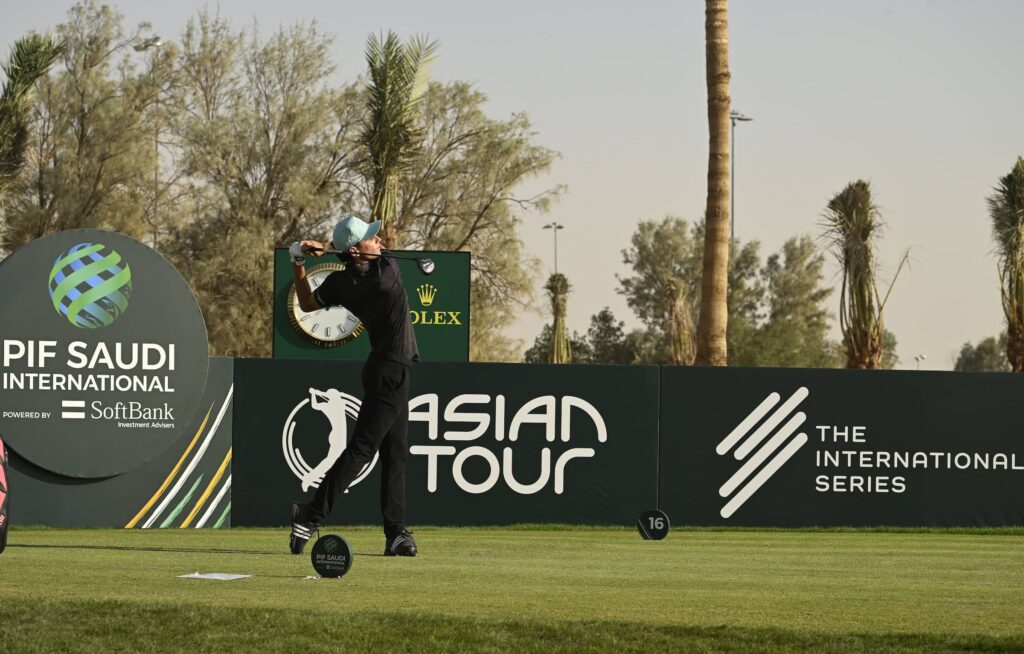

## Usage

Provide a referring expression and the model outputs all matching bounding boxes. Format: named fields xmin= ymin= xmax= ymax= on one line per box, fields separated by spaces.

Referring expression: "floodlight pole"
xmin=543 ymin=222 xmax=565 ymax=274
xmin=730 ymin=110 xmax=753 ymax=243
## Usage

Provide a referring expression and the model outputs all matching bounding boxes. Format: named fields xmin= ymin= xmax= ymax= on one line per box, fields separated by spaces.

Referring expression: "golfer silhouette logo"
xmin=282 ymin=387 xmax=379 ymax=492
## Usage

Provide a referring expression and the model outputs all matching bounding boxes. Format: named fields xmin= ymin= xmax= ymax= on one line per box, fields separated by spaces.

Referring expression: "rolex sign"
xmin=272 ymin=248 xmax=470 ymax=362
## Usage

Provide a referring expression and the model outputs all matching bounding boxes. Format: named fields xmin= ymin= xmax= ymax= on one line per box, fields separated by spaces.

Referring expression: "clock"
xmin=288 ymin=263 xmax=365 ymax=347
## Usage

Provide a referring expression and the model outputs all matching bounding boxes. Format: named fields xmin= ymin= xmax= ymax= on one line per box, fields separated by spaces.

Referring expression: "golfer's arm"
xmin=292 ymin=264 xmax=321 ymax=312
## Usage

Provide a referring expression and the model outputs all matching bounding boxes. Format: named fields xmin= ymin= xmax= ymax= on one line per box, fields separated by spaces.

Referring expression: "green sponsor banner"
xmin=6 ymin=358 xmax=233 ymax=528
xmin=232 ymin=358 xmax=659 ymax=527
xmin=0 ymin=229 xmax=210 ymax=478
xmin=272 ymin=248 xmax=470 ymax=362
xmin=660 ymin=366 xmax=1024 ymax=527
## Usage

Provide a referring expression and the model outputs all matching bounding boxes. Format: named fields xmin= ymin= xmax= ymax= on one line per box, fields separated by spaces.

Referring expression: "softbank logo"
xmin=61 ymin=399 xmax=85 ymax=419
xmin=716 ymin=387 xmax=810 ymax=518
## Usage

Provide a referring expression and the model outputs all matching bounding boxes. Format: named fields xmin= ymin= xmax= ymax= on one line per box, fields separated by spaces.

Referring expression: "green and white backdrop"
xmin=2 ymin=231 xmax=1023 ymax=529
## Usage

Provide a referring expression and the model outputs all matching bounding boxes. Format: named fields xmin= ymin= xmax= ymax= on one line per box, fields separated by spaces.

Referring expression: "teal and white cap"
xmin=332 ymin=215 xmax=381 ymax=250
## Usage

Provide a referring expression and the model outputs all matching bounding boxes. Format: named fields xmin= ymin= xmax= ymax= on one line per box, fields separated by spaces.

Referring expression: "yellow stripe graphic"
xmin=180 ymin=448 xmax=232 ymax=529
xmin=124 ymin=404 xmax=213 ymax=528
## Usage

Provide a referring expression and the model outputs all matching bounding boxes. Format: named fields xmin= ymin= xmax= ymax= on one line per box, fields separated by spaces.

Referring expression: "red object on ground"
xmin=0 ymin=437 xmax=8 ymax=553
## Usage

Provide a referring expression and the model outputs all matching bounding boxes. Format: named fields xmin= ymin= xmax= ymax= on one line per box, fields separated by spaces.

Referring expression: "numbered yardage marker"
xmin=637 ymin=509 xmax=670 ymax=540
xmin=310 ymin=534 xmax=353 ymax=578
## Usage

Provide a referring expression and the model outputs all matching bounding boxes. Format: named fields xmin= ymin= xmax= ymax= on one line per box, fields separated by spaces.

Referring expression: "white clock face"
xmin=289 ymin=264 xmax=364 ymax=347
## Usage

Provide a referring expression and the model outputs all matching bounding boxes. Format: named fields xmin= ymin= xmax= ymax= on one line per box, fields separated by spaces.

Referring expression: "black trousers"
xmin=308 ymin=354 xmax=410 ymax=536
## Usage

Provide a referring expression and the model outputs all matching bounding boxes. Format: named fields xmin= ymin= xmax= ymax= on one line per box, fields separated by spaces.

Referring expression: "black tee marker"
xmin=311 ymin=534 xmax=353 ymax=578
xmin=637 ymin=509 xmax=670 ymax=540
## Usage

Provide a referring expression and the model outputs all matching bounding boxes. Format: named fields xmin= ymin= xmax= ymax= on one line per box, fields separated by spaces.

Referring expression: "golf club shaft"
xmin=308 ymin=247 xmax=415 ymax=262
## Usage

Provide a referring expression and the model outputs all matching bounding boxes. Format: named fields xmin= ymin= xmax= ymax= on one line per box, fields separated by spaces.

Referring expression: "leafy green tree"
xmin=585 ymin=308 xmax=637 ymax=364
xmin=390 ymin=82 xmax=562 ymax=361
xmin=954 ymin=335 xmax=1011 ymax=372
xmin=750 ymin=237 xmax=836 ymax=368
xmin=618 ymin=217 xmax=700 ymax=364
xmin=167 ymin=24 xmax=558 ymax=359
xmin=987 ymin=157 xmax=1024 ymax=371
xmin=524 ymin=307 xmax=655 ymax=365
xmin=3 ymin=8 xmax=559 ymax=360
xmin=726 ymin=238 xmax=768 ymax=366
xmin=359 ymin=31 xmax=437 ymax=246
xmin=2 ymin=1 xmax=164 ymax=251
xmin=523 ymin=323 xmax=589 ymax=364
xmin=616 ymin=217 xmax=836 ymax=368
xmin=165 ymin=14 xmax=357 ymax=356
xmin=620 ymin=327 xmax=670 ymax=364
xmin=879 ymin=330 xmax=899 ymax=369
xmin=0 ymin=33 xmax=64 ymax=217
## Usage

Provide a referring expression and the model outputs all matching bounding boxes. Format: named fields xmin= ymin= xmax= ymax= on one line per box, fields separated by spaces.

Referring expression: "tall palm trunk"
xmin=546 ymin=273 xmax=572 ymax=364
xmin=666 ymin=279 xmax=696 ymax=365
xmin=988 ymin=157 xmax=1024 ymax=371
xmin=372 ymin=173 xmax=400 ymax=245
xmin=695 ymin=0 xmax=731 ymax=366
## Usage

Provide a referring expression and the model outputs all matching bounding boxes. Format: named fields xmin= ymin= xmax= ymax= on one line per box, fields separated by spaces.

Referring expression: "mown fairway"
xmin=2 ymin=526 xmax=1023 ymax=653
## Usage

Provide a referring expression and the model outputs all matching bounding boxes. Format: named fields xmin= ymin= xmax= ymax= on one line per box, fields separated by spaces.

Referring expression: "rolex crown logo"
xmin=417 ymin=283 xmax=438 ymax=307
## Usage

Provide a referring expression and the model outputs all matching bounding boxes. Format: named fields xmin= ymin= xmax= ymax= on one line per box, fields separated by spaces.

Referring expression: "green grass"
xmin=1 ymin=527 xmax=1023 ymax=652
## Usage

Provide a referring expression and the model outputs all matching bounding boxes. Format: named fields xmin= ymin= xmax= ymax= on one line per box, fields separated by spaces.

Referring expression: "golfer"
xmin=287 ymin=215 xmax=418 ymax=557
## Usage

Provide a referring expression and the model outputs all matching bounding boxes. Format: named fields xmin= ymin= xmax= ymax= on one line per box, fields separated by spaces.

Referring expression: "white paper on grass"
xmin=177 ymin=572 xmax=252 ymax=581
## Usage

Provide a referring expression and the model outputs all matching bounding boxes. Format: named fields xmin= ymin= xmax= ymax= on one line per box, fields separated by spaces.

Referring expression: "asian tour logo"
xmin=282 ymin=388 xmax=378 ymax=492
xmin=48 ymin=243 xmax=132 ymax=328
xmin=716 ymin=387 xmax=809 ymax=518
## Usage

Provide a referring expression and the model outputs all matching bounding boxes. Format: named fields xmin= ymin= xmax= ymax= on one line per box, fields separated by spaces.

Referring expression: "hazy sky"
xmin=4 ymin=1 xmax=1023 ymax=369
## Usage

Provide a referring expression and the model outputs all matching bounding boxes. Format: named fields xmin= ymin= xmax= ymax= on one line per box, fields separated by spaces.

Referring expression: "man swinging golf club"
xmin=287 ymin=215 xmax=418 ymax=557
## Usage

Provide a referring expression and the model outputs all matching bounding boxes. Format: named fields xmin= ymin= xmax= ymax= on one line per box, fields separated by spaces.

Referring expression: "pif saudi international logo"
xmin=48 ymin=243 xmax=132 ymax=329
xmin=716 ymin=387 xmax=809 ymax=519
xmin=0 ymin=229 xmax=209 ymax=479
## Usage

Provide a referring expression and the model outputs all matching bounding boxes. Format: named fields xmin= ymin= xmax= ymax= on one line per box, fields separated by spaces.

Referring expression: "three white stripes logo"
xmin=61 ymin=400 xmax=85 ymax=420
xmin=716 ymin=387 xmax=809 ymax=518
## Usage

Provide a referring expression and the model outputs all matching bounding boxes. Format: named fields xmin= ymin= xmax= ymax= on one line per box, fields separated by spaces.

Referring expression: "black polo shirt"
xmin=313 ymin=257 xmax=419 ymax=363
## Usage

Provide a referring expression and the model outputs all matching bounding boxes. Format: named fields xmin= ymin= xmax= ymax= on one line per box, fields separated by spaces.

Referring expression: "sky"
xmin=4 ymin=0 xmax=1023 ymax=370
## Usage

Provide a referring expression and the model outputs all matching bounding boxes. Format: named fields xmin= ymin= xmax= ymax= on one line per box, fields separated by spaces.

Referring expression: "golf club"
xmin=307 ymin=246 xmax=435 ymax=276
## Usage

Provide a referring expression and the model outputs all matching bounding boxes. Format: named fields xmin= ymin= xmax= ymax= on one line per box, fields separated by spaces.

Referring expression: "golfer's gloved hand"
xmin=289 ymin=241 xmax=306 ymax=267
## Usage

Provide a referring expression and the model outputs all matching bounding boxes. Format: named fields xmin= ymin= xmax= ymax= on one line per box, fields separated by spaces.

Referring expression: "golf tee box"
xmin=272 ymin=248 xmax=470 ymax=362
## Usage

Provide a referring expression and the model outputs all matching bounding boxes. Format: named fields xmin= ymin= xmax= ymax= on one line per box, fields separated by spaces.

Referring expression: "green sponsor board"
xmin=6 ymin=358 xmax=233 ymax=528
xmin=659 ymin=366 xmax=1024 ymax=527
xmin=272 ymin=248 xmax=470 ymax=362
xmin=0 ymin=230 xmax=209 ymax=478
xmin=232 ymin=358 xmax=659 ymax=526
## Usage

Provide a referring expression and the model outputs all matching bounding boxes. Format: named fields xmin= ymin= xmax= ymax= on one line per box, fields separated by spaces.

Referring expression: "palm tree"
xmin=988 ymin=157 xmax=1024 ymax=371
xmin=695 ymin=0 xmax=731 ymax=366
xmin=545 ymin=273 xmax=572 ymax=363
xmin=666 ymin=278 xmax=696 ymax=365
xmin=822 ymin=180 xmax=907 ymax=368
xmin=358 ymin=32 xmax=438 ymax=248
xmin=0 ymin=34 xmax=64 ymax=204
